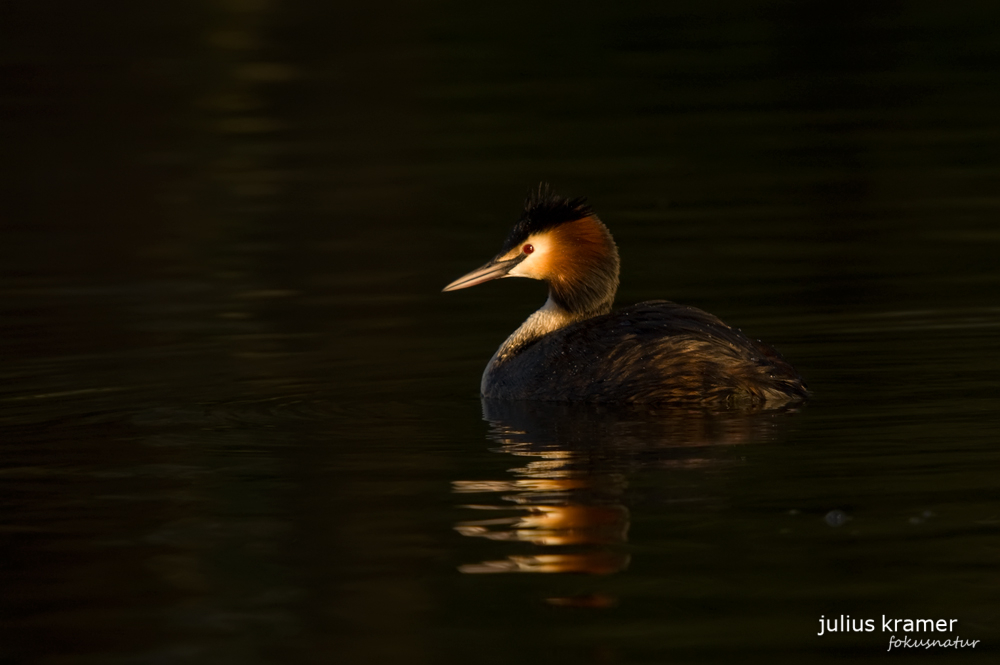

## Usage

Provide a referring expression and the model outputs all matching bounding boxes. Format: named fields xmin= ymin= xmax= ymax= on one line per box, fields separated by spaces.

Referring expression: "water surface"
xmin=3 ymin=2 xmax=1000 ymax=663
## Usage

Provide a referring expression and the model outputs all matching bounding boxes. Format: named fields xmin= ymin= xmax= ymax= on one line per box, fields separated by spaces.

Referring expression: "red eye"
xmin=523 ymin=244 xmax=534 ymax=254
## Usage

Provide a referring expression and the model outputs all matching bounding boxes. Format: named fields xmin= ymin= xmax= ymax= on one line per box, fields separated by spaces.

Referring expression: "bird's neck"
xmin=493 ymin=292 xmax=606 ymax=363
xmin=491 ymin=215 xmax=621 ymax=364
xmin=545 ymin=218 xmax=620 ymax=318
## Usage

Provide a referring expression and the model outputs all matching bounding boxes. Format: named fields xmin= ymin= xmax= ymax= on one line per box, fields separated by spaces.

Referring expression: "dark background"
xmin=2 ymin=2 xmax=1000 ymax=664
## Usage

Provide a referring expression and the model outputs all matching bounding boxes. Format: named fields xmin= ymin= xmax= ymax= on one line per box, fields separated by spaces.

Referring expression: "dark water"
xmin=3 ymin=2 xmax=1000 ymax=663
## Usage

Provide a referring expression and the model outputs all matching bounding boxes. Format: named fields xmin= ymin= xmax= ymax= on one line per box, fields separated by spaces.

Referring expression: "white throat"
xmin=505 ymin=295 xmax=579 ymax=352
xmin=480 ymin=295 xmax=582 ymax=389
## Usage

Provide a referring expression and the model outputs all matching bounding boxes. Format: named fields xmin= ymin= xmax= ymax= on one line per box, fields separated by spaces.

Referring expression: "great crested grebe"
xmin=443 ymin=186 xmax=809 ymax=406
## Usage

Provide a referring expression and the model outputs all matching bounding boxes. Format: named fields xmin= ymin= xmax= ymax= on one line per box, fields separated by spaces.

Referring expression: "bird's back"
xmin=482 ymin=300 xmax=809 ymax=406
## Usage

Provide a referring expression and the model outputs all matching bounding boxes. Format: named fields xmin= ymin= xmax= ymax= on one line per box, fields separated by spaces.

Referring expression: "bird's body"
xmin=482 ymin=300 xmax=806 ymax=405
xmin=444 ymin=186 xmax=808 ymax=407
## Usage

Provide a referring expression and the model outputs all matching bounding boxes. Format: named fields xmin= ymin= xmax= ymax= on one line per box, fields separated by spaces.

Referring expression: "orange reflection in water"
xmin=455 ymin=503 xmax=629 ymax=546
xmin=459 ymin=551 xmax=630 ymax=575
xmin=454 ymin=407 xmax=632 ymax=576
xmin=454 ymin=400 xmax=790 ymax=577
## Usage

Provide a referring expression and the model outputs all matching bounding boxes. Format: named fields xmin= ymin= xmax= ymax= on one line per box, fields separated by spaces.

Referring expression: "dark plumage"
xmin=484 ymin=300 xmax=809 ymax=406
xmin=498 ymin=184 xmax=595 ymax=254
xmin=443 ymin=185 xmax=809 ymax=407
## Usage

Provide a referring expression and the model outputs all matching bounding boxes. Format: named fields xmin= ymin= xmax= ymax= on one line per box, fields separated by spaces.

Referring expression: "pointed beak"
xmin=442 ymin=255 xmax=525 ymax=292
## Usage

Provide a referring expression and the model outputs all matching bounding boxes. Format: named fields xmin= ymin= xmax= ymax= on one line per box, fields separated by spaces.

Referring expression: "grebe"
xmin=443 ymin=186 xmax=809 ymax=406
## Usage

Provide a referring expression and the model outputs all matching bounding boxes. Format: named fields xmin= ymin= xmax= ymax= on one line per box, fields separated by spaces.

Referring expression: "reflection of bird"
xmin=444 ymin=186 xmax=809 ymax=406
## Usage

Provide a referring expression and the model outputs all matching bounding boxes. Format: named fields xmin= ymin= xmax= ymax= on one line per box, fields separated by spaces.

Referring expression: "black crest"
xmin=500 ymin=183 xmax=594 ymax=253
